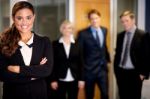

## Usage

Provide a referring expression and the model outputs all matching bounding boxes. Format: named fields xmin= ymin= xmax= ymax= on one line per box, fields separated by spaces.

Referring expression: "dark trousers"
xmin=3 ymin=80 xmax=48 ymax=99
xmin=47 ymin=86 xmax=58 ymax=99
xmin=85 ymin=70 xmax=108 ymax=99
xmin=48 ymin=80 xmax=78 ymax=99
xmin=115 ymin=67 xmax=143 ymax=99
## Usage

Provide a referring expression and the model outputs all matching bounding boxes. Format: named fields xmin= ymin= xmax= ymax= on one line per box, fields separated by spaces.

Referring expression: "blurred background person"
xmin=77 ymin=9 xmax=110 ymax=99
xmin=114 ymin=11 xmax=147 ymax=99
xmin=48 ymin=20 xmax=85 ymax=99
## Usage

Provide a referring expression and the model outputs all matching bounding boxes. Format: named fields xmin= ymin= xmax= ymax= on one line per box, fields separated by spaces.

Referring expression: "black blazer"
xmin=141 ymin=32 xmax=150 ymax=78
xmin=50 ymin=40 xmax=84 ymax=82
xmin=77 ymin=26 xmax=110 ymax=75
xmin=114 ymin=28 xmax=147 ymax=76
xmin=0 ymin=34 xmax=53 ymax=83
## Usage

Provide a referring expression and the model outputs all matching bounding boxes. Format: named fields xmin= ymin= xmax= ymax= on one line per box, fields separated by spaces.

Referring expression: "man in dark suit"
xmin=114 ymin=11 xmax=147 ymax=99
xmin=77 ymin=9 xmax=110 ymax=99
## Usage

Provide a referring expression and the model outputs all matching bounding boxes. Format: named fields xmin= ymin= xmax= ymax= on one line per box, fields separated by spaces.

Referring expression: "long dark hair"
xmin=0 ymin=1 xmax=34 ymax=57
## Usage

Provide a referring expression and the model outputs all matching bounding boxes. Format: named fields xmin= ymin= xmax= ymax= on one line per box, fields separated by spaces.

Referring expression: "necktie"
xmin=95 ymin=31 xmax=101 ymax=47
xmin=121 ymin=32 xmax=132 ymax=66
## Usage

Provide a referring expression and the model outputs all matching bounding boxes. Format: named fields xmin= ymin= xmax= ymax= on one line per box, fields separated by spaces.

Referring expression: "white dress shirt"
xmin=18 ymin=34 xmax=35 ymax=80
xmin=59 ymin=35 xmax=75 ymax=82
xmin=18 ymin=34 xmax=34 ymax=66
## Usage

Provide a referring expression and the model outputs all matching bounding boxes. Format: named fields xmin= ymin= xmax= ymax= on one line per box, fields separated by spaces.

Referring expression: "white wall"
xmin=137 ymin=0 xmax=145 ymax=30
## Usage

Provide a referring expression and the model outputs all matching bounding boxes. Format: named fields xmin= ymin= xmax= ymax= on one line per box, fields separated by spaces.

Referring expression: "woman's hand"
xmin=8 ymin=65 xmax=20 ymax=73
xmin=40 ymin=57 xmax=47 ymax=65
xmin=78 ymin=81 xmax=85 ymax=89
xmin=51 ymin=81 xmax=58 ymax=90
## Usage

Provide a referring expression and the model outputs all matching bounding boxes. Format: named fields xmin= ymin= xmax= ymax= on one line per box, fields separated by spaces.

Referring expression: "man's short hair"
xmin=88 ymin=9 xmax=101 ymax=19
xmin=120 ymin=11 xmax=135 ymax=19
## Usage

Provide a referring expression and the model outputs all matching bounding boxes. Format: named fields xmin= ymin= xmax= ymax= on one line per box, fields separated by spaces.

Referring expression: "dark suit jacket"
xmin=77 ymin=26 xmax=110 ymax=76
xmin=141 ymin=32 xmax=150 ymax=78
xmin=50 ymin=40 xmax=84 ymax=82
xmin=114 ymin=28 xmax=147 ymax=76
xmin=0 ymin=34 xmax=53 ymax=83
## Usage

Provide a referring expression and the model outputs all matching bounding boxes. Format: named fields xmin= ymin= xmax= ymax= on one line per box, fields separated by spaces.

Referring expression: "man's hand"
xmin=51 ymin=81 xmax=58 ymax=90
xmin=78 ymin=81 xmax=85 ymax=89
xmin=140 ymin=74 xmax=145 ymax=81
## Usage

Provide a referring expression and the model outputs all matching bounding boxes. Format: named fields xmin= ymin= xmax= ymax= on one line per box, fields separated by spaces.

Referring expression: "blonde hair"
xmin=59 ymin=20 xmax=74 ymax=33
xmin=120 ymin=10 xmax=135 ymax=19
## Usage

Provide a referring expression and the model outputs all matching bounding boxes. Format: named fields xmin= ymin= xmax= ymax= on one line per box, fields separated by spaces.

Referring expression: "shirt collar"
xmin=90 ymin=26 xmax=101 ymax=33
xmin=18 ymin=33 xmax=34 ymax=47
xmin=59 ymin=34 xmax=75 ymax=44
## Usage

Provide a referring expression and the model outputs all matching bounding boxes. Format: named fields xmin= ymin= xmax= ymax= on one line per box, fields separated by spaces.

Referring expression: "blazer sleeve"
xmin=104 ymin=29 xmax=111 ymax=63
xmin=77 ymin=31 xmax=87 ymax=80
xmin=77 ymin=31 xmax=84 ymax=52
xmin=48 ymin=41 xmax=59 ymax=82
xmin=0 ymin=53 xmax=31 ymax=83
xmin=140 ymin=32 xmax=150 ymax=79
xmin=19 ymin=37 xmax=53 ymax=78
xmin=77 ymin=41 xmax=85 ymax=81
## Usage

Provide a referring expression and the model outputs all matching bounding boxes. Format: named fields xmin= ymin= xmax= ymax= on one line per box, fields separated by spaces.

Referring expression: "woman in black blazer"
xmin=0 ymin=1 xmax=53 ymax=99
xmin=49 ymin=20 xmax=85 ymax=99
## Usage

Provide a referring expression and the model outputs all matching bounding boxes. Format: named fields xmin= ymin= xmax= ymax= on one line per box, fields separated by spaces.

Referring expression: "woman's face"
xmin=61 ymin=24 xmax=73 ymax=37
xmin=13 ymin=8 xmax=35 ymax=34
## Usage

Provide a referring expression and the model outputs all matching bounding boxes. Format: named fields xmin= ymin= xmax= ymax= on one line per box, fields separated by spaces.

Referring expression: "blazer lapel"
xmin=68 ymin=43 xmax=75 ymax=59
xmin=14 ymin=48 xmax=26 ymax=66
xmin=60 ymin=43 xmax=68 ymax=59
xmin=119 ymin=32 xmax=126 ymax=54
xmin=130 ymin=29 xmax=138 ymax=53
xmin=29 ymin=34 xmax=39 ymax=65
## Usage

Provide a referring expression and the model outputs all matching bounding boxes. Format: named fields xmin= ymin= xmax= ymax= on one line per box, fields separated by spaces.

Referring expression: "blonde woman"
xmin=49 ymin=20 xmax=85 ymax=99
